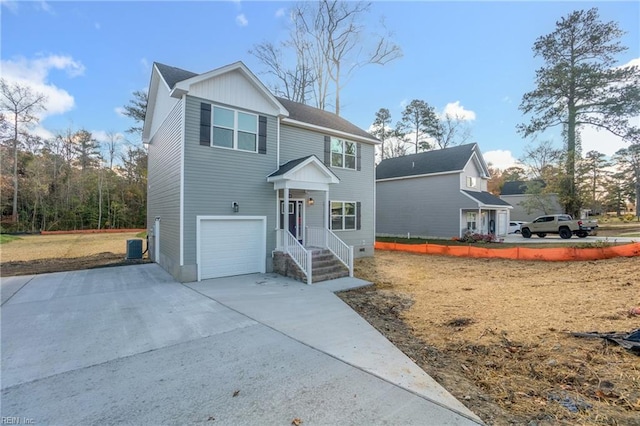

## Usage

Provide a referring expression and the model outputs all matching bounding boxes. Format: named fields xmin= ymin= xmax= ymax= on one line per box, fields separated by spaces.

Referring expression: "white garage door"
xmin=198 ymin=216 xmax=266 ymax=280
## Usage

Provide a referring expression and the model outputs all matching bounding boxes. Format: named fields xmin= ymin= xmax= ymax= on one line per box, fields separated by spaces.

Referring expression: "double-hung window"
xmin=331 ymin=201 xmax=357 ymax=231
xmin=466 ymin=212 xmax=477 ymax=230
xmin=211 ymin=106 xmax=258 ymax=152
xmin=330 ymin=137 xmax=356 ymax=169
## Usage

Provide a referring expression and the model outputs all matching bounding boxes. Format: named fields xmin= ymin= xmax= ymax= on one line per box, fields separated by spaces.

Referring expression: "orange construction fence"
xmin=374 ymin=241 xmax=640 ymax=261
xmin=40 ymin=229 xmax=145 ymax=235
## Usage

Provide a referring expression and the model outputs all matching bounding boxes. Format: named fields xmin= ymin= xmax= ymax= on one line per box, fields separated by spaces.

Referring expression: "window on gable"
xmin=331 ymin=201 xmax=357 ymax=231
xmin=466 ymin=177 xmax=477 ymax=188
xmin=210 ymin=106 xmax=258 ymax=152
xmin=330 ymin=137 xmax=356 ymax=170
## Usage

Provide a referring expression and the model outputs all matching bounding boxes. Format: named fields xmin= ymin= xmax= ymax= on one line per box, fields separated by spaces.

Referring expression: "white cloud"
xmin=91 ymin=130 xmax=125 ymax=144
xmin=35 ymin=1 xmax=53 ymax=14
xmin=1 ymin=54 xmax=85 ymax=119
xmin=114 ymin=106 xmax=127 ymax=117
xmin=235 ymin=13 xmax=248 ymax=27
xmin=442 ymin=101 xmax=476 ymax=121
xmin=0 ymin=0 xmax=19 ymax=13
xmin=483 ymin=150 xmax=520 ymax=170
xmin=275 ymin=7 xmax=285 ymax=18
xmin=580 ymin=122 xmax=638 ymax=158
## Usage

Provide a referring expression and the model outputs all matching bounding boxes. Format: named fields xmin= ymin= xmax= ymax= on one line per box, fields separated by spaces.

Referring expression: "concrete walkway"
xmin=1 ymin=264 xmax=483 ymax=425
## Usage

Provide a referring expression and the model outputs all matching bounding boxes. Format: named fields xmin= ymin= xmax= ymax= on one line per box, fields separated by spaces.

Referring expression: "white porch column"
xmin=324 ymin=191 xmax=330 ymax=229
xmin=324 ymin=190 xmax=330 ymax=247
xmin=283 ymin=187 xmax=290 ymax=251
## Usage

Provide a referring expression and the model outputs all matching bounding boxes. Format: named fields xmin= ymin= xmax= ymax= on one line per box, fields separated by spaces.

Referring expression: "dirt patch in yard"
xmin=339 ymin=251 xmax=640 ymax=426
xmin=1 ymin=232 xmax=150 ymax=277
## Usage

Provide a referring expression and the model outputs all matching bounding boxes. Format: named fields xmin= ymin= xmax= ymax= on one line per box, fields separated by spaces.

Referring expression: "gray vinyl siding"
xmin=376 ymin=174 xmax=477 ymax=238
xmin=182 ymin=95 xmax=279 ymax=272
xmin=500 ymin=194 xmax=563 ymax=222
xmin=147 ymin=99 xmax=183 ymax=274
xmin=280 ymin=125 xmax=376 ymax=257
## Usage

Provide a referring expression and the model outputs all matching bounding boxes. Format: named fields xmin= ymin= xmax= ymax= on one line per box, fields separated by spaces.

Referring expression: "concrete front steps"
xmin=311 ymin=249 xmax=349 ymax=283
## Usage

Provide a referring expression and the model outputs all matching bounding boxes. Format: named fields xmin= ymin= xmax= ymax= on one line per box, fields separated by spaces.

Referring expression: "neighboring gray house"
xmin=376 ymin=144 xmax=512 ymax=239
xmin=143 ymin=61 xmax=378 ymax=283
xmin=499 ymin=180 xmax=562 ymax=222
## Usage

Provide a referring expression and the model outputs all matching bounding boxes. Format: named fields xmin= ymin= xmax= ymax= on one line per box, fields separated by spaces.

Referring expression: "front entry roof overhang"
xmin=267 ymin=155 xmax=340 ymax=191
xmin=462 ymin=190 xmax=513 ymax=209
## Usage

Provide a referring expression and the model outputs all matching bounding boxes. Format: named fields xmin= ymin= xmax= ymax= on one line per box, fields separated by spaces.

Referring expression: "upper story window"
xmin=211 ymin=106 xmax=258 ymax=152
xmin=331 ymin=137 xmax=357 ymax=170
xmin=466 ymin=176 xmax=477 ymax=188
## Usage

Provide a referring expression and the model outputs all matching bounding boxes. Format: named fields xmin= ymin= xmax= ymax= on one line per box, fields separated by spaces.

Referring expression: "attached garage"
xmin=197 ymin=216 xmax=267 ymax=281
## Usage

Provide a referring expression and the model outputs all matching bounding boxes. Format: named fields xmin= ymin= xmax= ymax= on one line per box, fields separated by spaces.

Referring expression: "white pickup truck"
xmin=520 ymin=214 xmax=598 ymax=239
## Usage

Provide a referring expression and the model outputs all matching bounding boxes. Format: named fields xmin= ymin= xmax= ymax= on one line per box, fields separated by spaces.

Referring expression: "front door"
xmin=280 ymin=200 xmax=304 ymax=242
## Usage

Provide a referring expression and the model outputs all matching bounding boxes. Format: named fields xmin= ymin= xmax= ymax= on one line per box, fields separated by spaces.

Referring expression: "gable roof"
xmin=155 ymin=62 xmax=198 ymax=89
xmin=267 ymin=155 xmax=315 ymax=178
xmin=267 ymin=155 xmax=339 ymax=190
xmin=276 ymin=97 xmax=377 ymax=142
xmin=150 ymin=61 xmax=377 ymax=144
xmin=501 ymin=180 xmax=546 ymax=195
xmin=462 ymin=190 xmax=512 ymax=207
xmin=376 ymin=143 xmax=485 ymax=180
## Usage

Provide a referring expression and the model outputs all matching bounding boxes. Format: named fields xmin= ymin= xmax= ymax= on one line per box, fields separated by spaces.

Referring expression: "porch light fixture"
xmin=308 ymin=198 xmax=314 ymax=206
xmin=232 ymin=202 xmax=239 ymax=213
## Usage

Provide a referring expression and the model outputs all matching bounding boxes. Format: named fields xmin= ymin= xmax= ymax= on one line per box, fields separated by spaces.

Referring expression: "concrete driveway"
xmin=1 ymin=264 xmax=482 ymax=425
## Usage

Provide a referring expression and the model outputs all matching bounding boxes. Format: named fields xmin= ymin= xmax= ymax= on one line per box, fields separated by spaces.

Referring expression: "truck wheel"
xmin=521 ymin=228 xmax=531 ymax=238
xmin=559 ymin=227 xmax=572 ymax=239
xmin=537 ymin=233 xmax=547 ymax=238
xmin=577 ymin=231 xmax=588 ymax=238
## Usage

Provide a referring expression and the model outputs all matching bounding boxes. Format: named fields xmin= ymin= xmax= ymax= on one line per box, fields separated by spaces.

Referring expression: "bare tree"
xmin=0 ymin=78 xmax=47 ymax=223
xmin=433 ymin=113 xmax=472 ymax=149
xmin=519 ymin=140 xmax=563 ymax=180
xmin=104 ymin=131 xmax=123 ymax=170
xmin=250 ymin=41 xmax=315 ymax=104
xmin=253 ymin=1 xmax=402 ymax=115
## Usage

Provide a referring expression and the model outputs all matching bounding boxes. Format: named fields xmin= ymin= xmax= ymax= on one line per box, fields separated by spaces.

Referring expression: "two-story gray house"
xmin=143 ymin=61 xmax=378 ymax=283
xmin=376 ymin=143 xmax=512 ymax=239
xmin=499 ymin=180 xmax=562 ymax=222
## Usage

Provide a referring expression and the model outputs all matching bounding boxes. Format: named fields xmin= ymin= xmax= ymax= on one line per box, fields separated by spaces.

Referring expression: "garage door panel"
xmin=199 ymin=217 xmax=266 ymax=280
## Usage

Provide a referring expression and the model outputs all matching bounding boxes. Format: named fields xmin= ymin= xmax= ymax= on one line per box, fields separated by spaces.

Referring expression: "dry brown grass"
xmin=0 ymin=232 xmax=142 ymax=262
xmin=348 ymin=251 xmax=640 ymax=425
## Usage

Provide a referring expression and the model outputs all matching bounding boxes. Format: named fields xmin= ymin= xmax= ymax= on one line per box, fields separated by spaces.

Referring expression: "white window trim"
xmin=466 ymin=176 xmax=477 ymax=188
xmin=211 ymin=106 xmax=258 ymax=153
xmin=330 ymin=200 xmax=357 ymax=231
xmin=330 ymin=137 xmax=357 ymax=170
xmin=466 ymin=212 xmax=477 ymax=231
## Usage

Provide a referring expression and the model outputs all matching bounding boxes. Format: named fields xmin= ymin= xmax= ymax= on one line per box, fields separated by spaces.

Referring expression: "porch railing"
xmin=306 ymin=226 xmax=354 ymax=277
xmin=276 ymin=229 xmax=312 ymax=285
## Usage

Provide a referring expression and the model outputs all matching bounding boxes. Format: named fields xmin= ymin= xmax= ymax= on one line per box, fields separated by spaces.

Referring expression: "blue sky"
xmin=2 ymin=1 xmax=638 ymax=169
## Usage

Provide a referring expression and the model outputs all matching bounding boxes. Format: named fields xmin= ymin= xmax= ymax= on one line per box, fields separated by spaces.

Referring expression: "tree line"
xmin=366 ymin=8 xmax=639 ymax=219
xmin=0 ymin=82 xmax=147 ymax=232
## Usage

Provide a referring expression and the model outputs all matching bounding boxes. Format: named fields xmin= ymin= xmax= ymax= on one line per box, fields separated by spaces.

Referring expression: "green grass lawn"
xmin=0 ymin=234 xmax=20 ymax=244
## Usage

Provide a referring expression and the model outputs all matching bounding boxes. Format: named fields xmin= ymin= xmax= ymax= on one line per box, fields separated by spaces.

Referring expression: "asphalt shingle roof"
xmin=267 ymin=155 xmax=314 ymax=178
xmin=154 ymin=62 xmax=376 ymax=142
xmin=275 ymin=97 xmax=376 ymax=141
xmin=155 ymin=63 xmax=198 ymax=89
xmin=463 ymin=190 xmax=512 ymax=206
xmin=500 ymin=180 xmax=546 ymax=195
xmin=376 ymin=143 xmax=478 ymax=180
